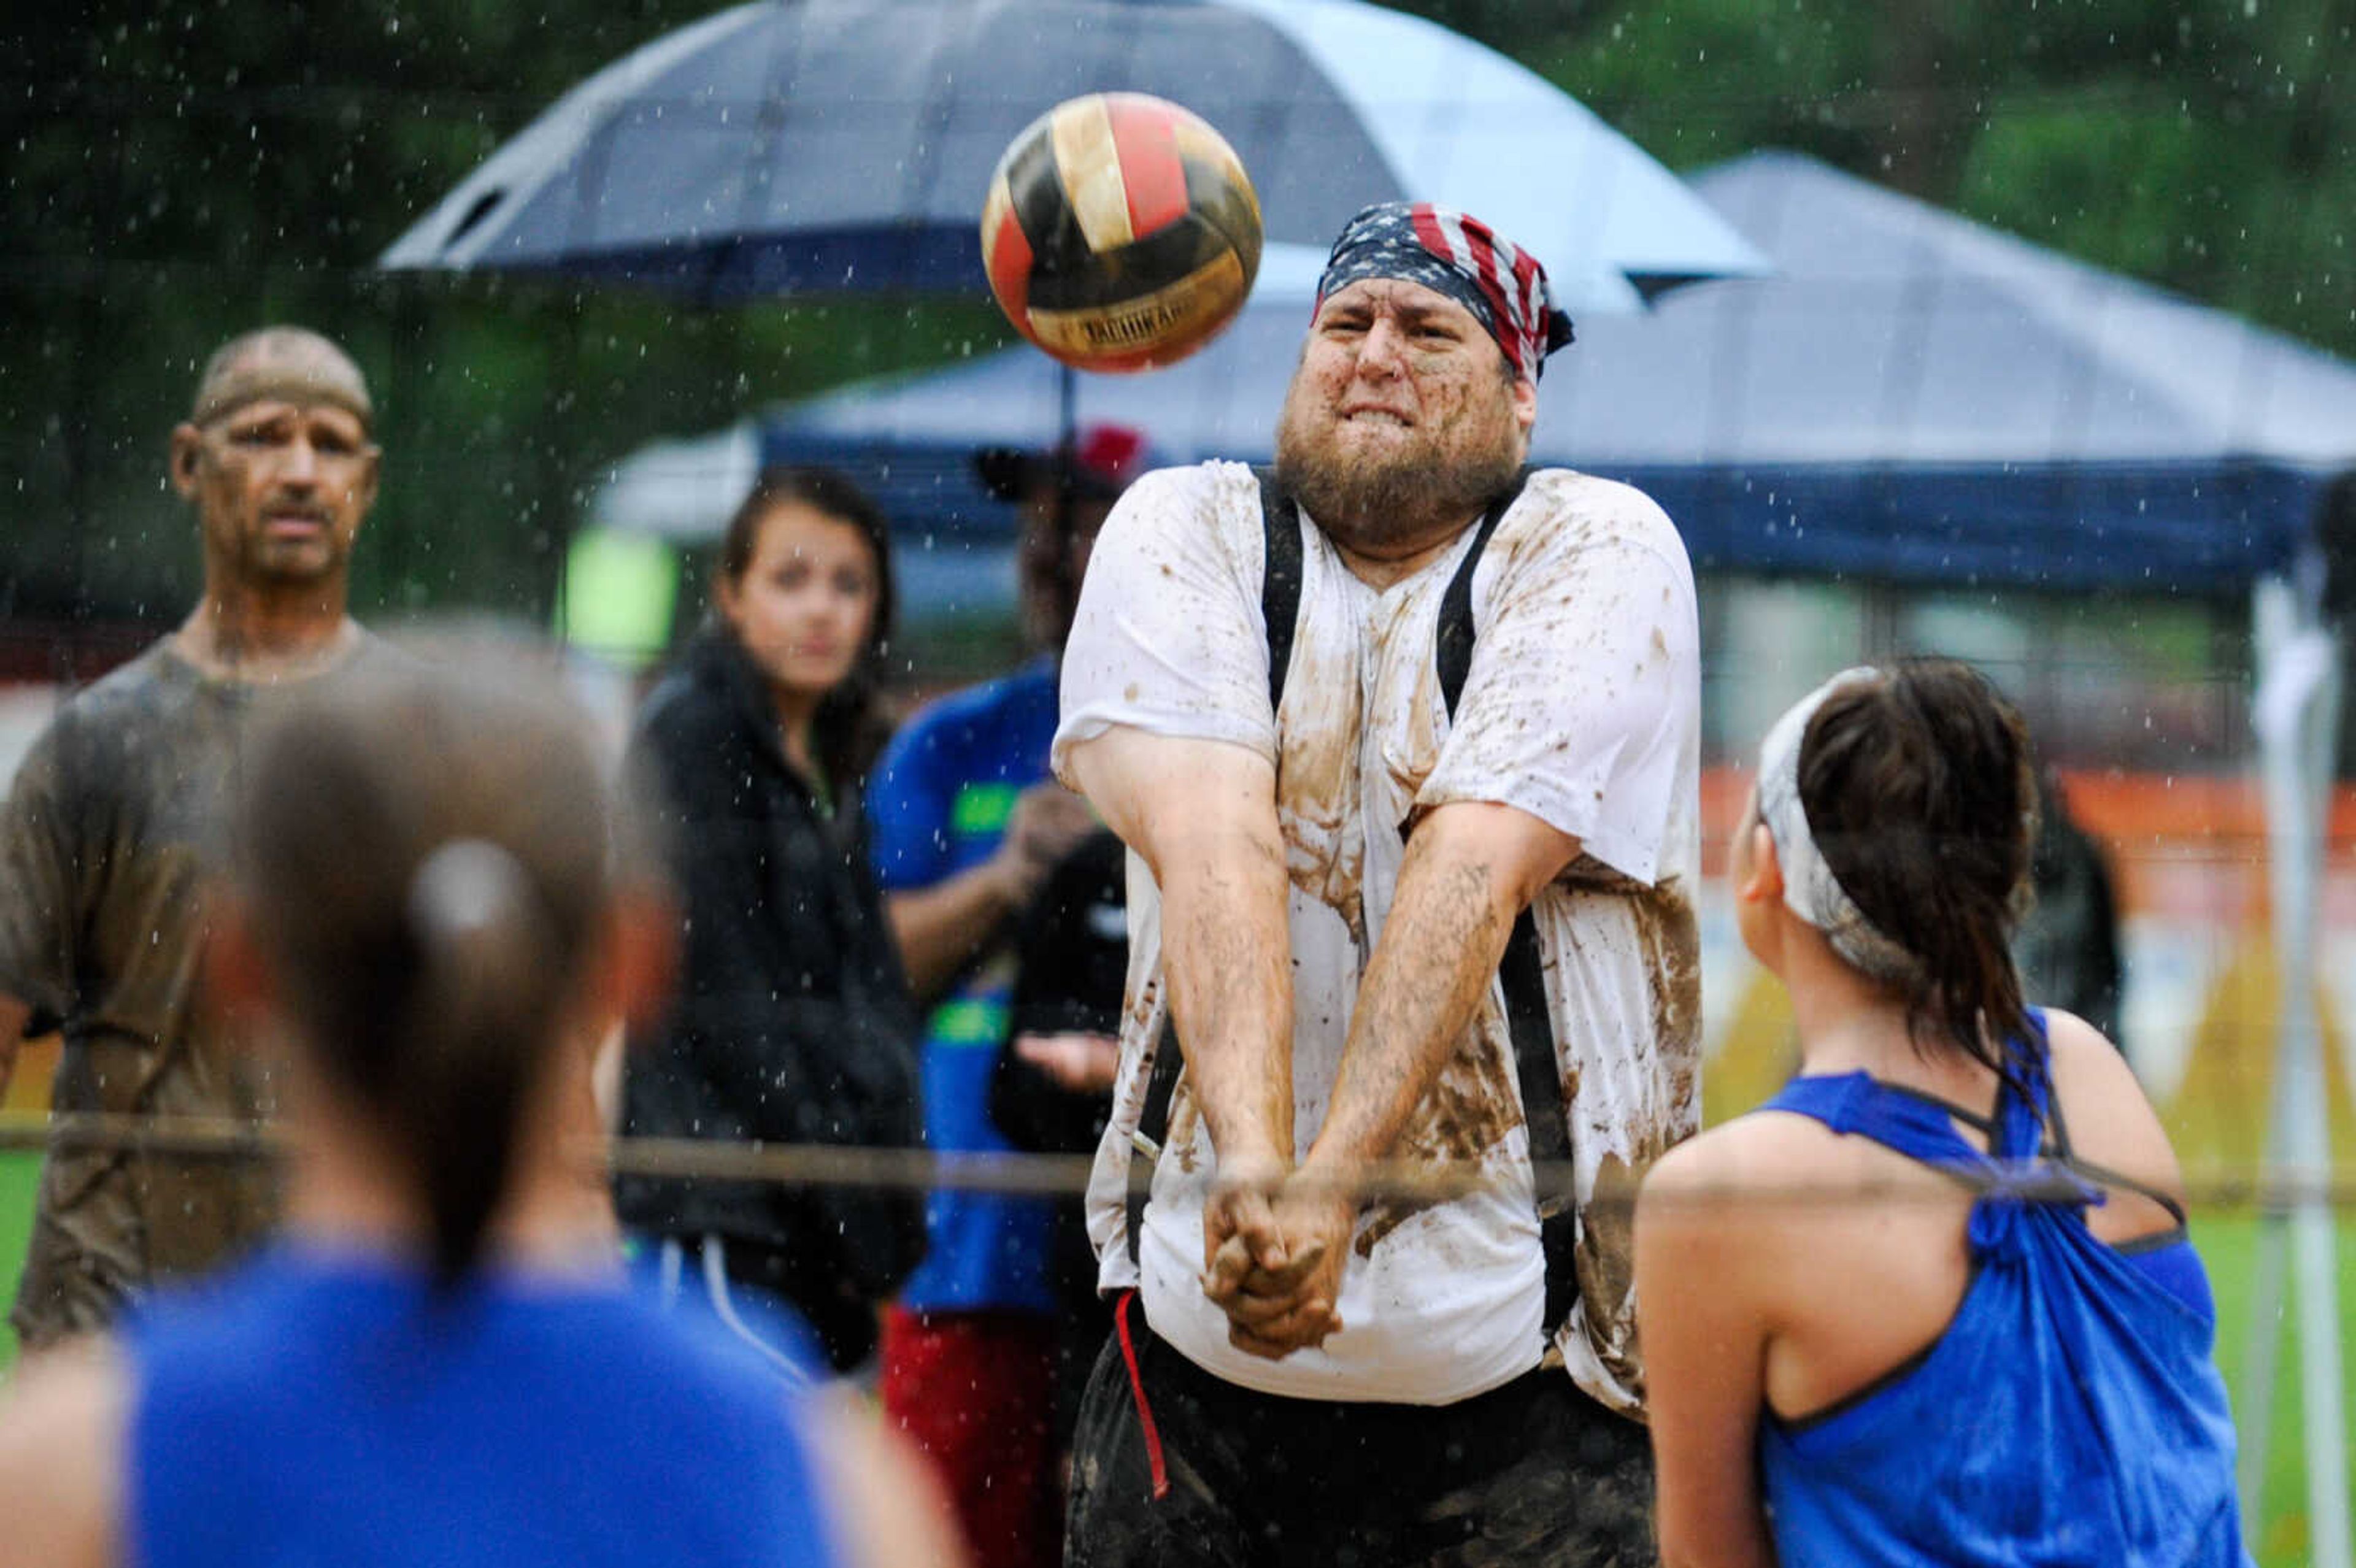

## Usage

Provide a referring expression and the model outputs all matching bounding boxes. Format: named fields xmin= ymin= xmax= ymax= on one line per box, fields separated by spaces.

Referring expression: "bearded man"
xmin=0 ymin=327 xmax=405 ymax=1350
xmin=1052 ymin=204 xmax=1703 ymax=1566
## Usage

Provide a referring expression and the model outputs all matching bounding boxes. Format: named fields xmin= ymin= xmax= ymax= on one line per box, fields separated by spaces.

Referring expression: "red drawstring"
xmin=1115 ymin=1289 xmax=1171 ymax=1501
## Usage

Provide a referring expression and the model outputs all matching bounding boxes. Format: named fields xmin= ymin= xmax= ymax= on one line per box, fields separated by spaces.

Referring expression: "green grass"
xmin=0 ymin=1153 xmax=2349 ymax=1561
xmin=1 ymin=1150 xmax=36 ymax=1373
xmin=2200 ymin=1209 xmax=2356 ymax=1567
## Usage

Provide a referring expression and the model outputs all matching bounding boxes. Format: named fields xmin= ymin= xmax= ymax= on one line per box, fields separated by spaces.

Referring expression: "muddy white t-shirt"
xmin=1053 ymin=461 xmax=1702 ymax=1411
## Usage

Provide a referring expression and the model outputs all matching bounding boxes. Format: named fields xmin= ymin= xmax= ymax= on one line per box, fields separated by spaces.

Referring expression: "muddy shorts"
xmin=1066 ymin=1293 xmax=1656 ymax=1568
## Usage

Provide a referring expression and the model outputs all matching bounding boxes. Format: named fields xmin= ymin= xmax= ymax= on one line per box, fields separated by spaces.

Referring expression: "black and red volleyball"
xmin=981 ymin=93 xmax=1263 ymax=374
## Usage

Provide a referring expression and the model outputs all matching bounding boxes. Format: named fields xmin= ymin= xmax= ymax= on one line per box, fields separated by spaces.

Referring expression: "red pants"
xmin=880 ymin=1306 xmax=1060 ymax=1568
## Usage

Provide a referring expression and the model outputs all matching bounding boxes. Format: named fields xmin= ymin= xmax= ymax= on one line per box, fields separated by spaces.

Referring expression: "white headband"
xmin=1755 ymin=667 xmax=1924 ymax=986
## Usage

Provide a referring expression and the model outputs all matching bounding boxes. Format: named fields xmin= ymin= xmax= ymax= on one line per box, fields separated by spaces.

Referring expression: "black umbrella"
xmin=379 ymin=0 xmax=1762 ymax=310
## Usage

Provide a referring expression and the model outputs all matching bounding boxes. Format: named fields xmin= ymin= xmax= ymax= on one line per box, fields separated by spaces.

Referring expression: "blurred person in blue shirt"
xmin=0 ymin=652 xmax=962 ymax=1568
xmin=869 ymin=425 xmax=1153 ymax=1568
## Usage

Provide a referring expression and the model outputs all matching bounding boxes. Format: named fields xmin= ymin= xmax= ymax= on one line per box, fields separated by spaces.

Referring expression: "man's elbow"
xmin=1411 ymin=801 xmax=1579 ymax=912
xmin=1068 ymin=737 xmax=1279 ymax=879
xmin=1138 ymin=815 xmax=1285 ymax=896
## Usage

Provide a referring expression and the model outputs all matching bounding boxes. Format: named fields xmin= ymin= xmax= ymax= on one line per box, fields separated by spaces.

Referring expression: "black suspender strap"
xmin=1125 ymin=1031 xmax=1179 ymax=1266
xmin=1257 ymin=464 xmax=1305 ymax=712
xmin=1499 ymin=908 xmax=1576 ymax=1333
xmin=1127 ymin=469 xmax=1306 ymax=1264
xmin=1434 ymin=471 xmax=1528 ymax=715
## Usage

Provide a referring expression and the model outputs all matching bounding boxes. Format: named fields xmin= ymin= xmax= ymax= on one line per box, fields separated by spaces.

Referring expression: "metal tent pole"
xmin=2249 ymin=571 xmax=2352 ymax=1568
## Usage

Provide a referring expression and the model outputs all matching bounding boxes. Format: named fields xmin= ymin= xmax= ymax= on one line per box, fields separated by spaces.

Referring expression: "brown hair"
xmin=234 ymin=655 xmax=618 ymax=1285
xmin=715 ymin=464 xmax=897 ymax=797
xmin=1798 ymin=658 xmax=2039 ymax=1072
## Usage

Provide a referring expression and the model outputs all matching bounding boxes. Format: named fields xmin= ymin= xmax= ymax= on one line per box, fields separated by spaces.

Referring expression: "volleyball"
xmin=980 ymin=92 xmax=1263 ymax=374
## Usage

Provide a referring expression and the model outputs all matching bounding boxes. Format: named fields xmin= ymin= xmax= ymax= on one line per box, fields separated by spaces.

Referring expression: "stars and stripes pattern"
xmin=1315 ymin=201 xmax=1576 ymax=380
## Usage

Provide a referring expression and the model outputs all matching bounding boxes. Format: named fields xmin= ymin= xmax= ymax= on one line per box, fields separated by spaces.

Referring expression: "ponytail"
xmin=401 ymin=841 xmax=564 ymax=1284
xmin=236 ymin=659 xmax=615 ymax=1289
xmin=1799 ymin=659 xmax=2038 ymax=1071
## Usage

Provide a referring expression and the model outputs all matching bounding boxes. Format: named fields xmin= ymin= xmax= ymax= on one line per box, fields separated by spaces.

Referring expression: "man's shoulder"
xmin=1493 ymin=469 xmax=1693 ymax=590
xmin=1136 ymin=456 xmax=1257 ymax=501
xmin=1515 ymin=469 xmax=1680 ymax=542
xmin=339 ymin=626 xmax=419 ymax=676
xmin=1086 ymin=459 xmax=1266 ymax=616
xmin=29 ymin=641 xmax=193 ymax=761
xmin=1104 ymin=460 xmax=1260 ymax=541
xmin=51 ymin=640 xmax=183 ymax=718
xmin=66 ymin=626 xmax=401 ymax=721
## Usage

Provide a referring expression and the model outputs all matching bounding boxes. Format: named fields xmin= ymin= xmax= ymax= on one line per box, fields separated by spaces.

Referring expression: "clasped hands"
xmin=1200 ymin=1152 xmax=1357 ymax=1360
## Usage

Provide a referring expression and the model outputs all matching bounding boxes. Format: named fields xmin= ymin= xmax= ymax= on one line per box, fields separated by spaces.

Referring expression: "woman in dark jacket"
xmin=617 ymin=466 xmax=925 ymax=1375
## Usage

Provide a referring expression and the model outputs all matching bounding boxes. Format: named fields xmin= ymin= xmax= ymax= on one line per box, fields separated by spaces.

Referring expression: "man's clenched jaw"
xmin=1272 ymin=278 xmax=1531 ymax=559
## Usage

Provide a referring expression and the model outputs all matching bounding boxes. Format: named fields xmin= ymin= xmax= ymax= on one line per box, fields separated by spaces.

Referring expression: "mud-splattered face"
xmin=175 ymin=396 xmax=378 ymax=589
xmin=1272 ymin=278 xmax=1534 ymax=557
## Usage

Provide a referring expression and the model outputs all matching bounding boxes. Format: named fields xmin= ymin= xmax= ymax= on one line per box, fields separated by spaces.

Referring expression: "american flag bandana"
xmin=1314 ymin=202 xmax=1576 ymax=381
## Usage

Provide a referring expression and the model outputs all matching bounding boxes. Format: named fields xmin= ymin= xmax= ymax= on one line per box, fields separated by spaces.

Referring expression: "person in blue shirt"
xmin=1634 ymin=659 xmax=2248 ymax=1567
xmin=0 ymin=651 xmax=961 ymax=1568
xmin=869 ymin=425 xmax=1151 ymax=1568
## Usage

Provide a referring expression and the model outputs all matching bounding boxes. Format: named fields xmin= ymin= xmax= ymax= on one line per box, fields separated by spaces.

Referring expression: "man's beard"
xmin=1271 ymin=383 xmax=1523 ymax=556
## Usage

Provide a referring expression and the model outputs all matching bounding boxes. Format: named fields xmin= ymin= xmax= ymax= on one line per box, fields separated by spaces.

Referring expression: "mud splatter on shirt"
xmin=1056 ymin=463 xmax=1702 ymax=1411
xmin=0 ymin=636 xmax=405 ymax=1346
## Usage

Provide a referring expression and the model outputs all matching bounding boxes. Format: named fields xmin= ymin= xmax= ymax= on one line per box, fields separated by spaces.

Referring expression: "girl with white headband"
xmin=1633 ymin=658 xmax=2248 ymax=1567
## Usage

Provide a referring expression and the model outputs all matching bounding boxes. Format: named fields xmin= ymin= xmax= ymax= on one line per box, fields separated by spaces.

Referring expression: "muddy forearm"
xmin=1306 ymin=836 xmax=1519 ymax=1177
xmin=1066 ymin=729 xmax=1294 ymax=1168
xmin=1157 ymin=824 xmax=1295 ymax=1166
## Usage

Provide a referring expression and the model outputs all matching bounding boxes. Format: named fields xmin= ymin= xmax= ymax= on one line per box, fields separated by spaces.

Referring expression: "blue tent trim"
xmin=1618 ymin=459 xmax=2316 ymax=594
xmin=762 ymin=428 xmax=2315 ymax=598
xmin=738 ymin=150 xmax=2356 ymax=601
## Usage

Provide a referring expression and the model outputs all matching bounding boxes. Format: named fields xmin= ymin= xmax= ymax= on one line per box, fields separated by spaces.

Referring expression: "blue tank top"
xmin=1755 ymin=1015 xmax=2252 ymax=1567
xmin=127 ymin=1245 xmax=844 ymax=1568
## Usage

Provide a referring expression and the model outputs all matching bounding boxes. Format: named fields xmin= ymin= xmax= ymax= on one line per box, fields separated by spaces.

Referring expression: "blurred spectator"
xmin=868 ymin=425 xmax=1152 ymax=1568
xmin=990 ymin=829 xmax=1126 ymax=1451
xmin=2014 ymin=767 xmax=2125 ymax=1053
xmin=615 ymin=466 xmax=925 ymax=1378
xmin=1 ymin=327 xmax=401 ymax=1350
xmin=0 ymin=651 xmax=966 ymax=1568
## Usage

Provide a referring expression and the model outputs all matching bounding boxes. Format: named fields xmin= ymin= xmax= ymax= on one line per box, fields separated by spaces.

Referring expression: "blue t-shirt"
xmin=1754 ymin=1019 xmax=2251 ymax=1567
xmin=867 ymin=659 xmax=1061 ymax=1313
xmin=127 ymin=1245 xmax=843 ymax=1568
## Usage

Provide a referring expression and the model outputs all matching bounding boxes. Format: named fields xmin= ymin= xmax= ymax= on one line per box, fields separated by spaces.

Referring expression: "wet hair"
xmin=1797 ymin=658 xmax=2039 ymax=1071
xmin=714 ymin=464 xmax=898 ymax=797
xmin=233 ymin=655 xmax=619 ymax=1285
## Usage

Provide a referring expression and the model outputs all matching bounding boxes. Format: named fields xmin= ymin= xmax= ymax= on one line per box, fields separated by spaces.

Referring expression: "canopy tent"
xmin=717 ymin=150 xmax=2356 ymax=596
